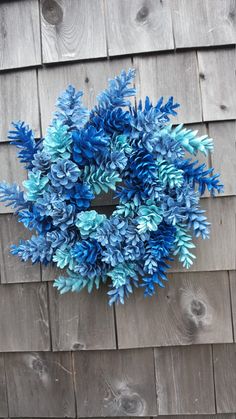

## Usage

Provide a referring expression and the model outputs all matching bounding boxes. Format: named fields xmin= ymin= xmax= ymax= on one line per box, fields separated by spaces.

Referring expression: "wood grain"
xmin=158 ymin=416 xmax=236 ymax=419
xmin=0 ymin=282 xmax=50 ymax=351
xmin=134 ymin=51 xmax=202 ymax=124
xmin=0 ymin=69 xmax=40 ymax=141
xmin=38 ymin=56 xmax=133 ymax=133
xmin=5 ymin=351 xmax=75 ymax=417
xmin=0 ymin=0 xmax=41 ymax=70
xmin=73 ymin=349 xmax=157 ymax=417
xmin=0 ymin=143 xmax=27 ymax=214
xmin=170 ymin=197 xmax=236 ymax=272
xmin=198 ymin=48 xmax=236 ymax=121
xmin=0 ymin=355 xmax=8 ymax=417
xmin=154 ymin=345 xmax=215 ymax=414
xmin=208 ymin=121 xmax=236 ymax=197
xmin=229 ymin=271 xmax=236 ymax=340
xmin=115 ymin=271 xmax=233 ymax=349
xmin=42 ymin=263 xmax=65 ymax=282
xmin=41 ymin=0 xmax=107 ymax=63
xmin=48 ymin=283 xmax=116 ymax=351
xmin=172 ymin=0 xmax=236 ymax=48
xmin=0 ymin=214 xmax=41 ymax=283
xmin=213 ymin=343 xmax=236 ymax=413
xmin=105 ymin=0 xmax=174 ymax=56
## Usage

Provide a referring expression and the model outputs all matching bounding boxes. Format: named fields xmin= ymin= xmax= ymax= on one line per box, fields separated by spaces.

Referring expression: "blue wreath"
xmin=0 ymin=70 xmax=223 ymax=304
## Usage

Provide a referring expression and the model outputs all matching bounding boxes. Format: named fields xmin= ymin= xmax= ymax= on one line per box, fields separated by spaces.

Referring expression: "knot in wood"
xmin=117 ymin=390 xmax=145 ymax=415
xmin=0 ymin=20 xmax=7 ymax=39
xmin=72 ymin=342 xmax=86 ymax=350
xmin=136 ymin=6 xmax=149 ymax=22
xmin=190 ymin=298 xmax=206 ymax=318
xmin=229 ymin=10 xmax=235 ymax=19
xmin=220 ymin=104 xmax=227 ymax=110
xmin=32 ymin=357 xmax=48 ymax=376
xmin=42 ymin=0 xmax=63 ymax=25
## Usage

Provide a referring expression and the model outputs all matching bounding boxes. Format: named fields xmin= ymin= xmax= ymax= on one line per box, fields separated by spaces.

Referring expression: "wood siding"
xmin=0 ymin=0 xmax=235 ymax=417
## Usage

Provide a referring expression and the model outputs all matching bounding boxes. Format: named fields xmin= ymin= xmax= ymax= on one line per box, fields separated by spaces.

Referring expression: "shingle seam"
xmin=3 ymin=353 xmax=9 ymax=417
xmin=71 ymin=352 xmax=78 ymax=418
xmin=102 ymin=0 xmax=110 ymax=60
xmin=228 ymin=271 xmax=236 ymax=342
xmin=211 ymin=344 xmax=218 ymax=413
xmin=46 ymin=282 xmax=53 ymax=351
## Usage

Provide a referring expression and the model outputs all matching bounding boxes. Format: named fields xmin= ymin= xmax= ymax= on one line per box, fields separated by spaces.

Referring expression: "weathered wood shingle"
xmin=134 ymin=51 xmax=202 ymax=124
xmin=40 ymin=0 xmax=107 ymax=63
xmin=209 ymin=121 xmax=236 ymax=197
xmin=5 ymin=351 xmax=75 ymax=417
xmin=0 ymin=283 xmax=50 ymax=351
xmin=172 ymin=0 xmax=236 ymax=48
xmin=229 ymin=271 xmax=236 ymax=340
xmin=0 ymin=215 xmax=41 ymax=283
xmin=0 ymin=0 xmax=41 ymax=70
xmin=171 ymin=197 xmax=236 ymax=272
xmin=213 ymin=343 xmax=236 ymax=413
xmin=73 ymin=349 xmax=158 ymax=417
xmin=0 ymin=69 xmax=40 ymax=141
xmin=0 ymin=1 xmax=235 ymax=418
xmin=198 ymin=48 xmax=236 ymax=121
xmin=0 ymin=355 xmax=8 ymax=417
xmin=38 ymin=57 xmax=133 ymax=133
xmin=154 ymin=345 xmax=215 ymax=414
xmin=105 ymin=0 xmax=174 ymax=56
xmin=0 ymin=145 xmax=26 ymax=214
xmin=115 ymin=271 xmax=233 ymax=349
xmin=48 ymin=283 xmax=116 ymax=351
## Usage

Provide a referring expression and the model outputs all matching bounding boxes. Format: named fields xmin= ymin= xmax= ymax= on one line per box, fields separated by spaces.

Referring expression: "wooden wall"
xmin=0 ymin=0 xmax=235 ymax=417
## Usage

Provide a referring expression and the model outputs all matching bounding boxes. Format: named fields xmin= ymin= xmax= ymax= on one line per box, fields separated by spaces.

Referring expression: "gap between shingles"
xmin=113 ymin=304 xmax=119 ymax=349
xmin=169 ymin=0 xmax=177 ymax=51
xmin=211 ymin=344 xmax=218 ymax=413
xmin=196 ymin=50 xmax=205 ymax=123
xmin=36 ymin=67 xmax=43 ymax=139
xmin=71 ymin=352 xmax=78 ymax=418
xmin=102 ymin=0 xmax=110 ymax=60
xmin=3 ymin=353 xmax=10 ymax=418
xmin=228 ymin=270 xmax=235 ymax=342
xmin=152 ymin=347 xmax=159 ymax=416
xmin=46 ymin=281 xmax=53 ymax=351
xmin=37 ymin=0 xmax=44 ymax=68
